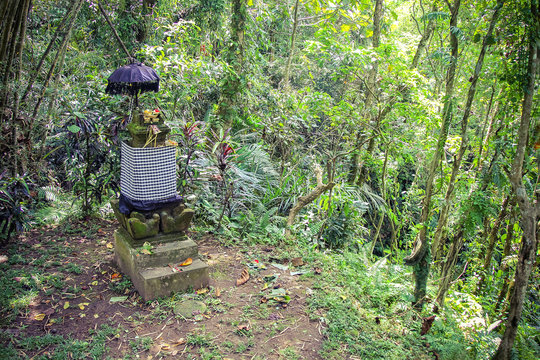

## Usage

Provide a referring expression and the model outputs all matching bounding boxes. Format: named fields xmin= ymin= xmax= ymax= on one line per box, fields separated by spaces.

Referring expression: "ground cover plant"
xmin=1 ymin=0 xmax=539 ymax=359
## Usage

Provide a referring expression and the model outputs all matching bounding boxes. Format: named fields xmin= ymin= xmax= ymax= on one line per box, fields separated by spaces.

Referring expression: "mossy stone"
xmin=173 ymin=300 xmax=207 ymax=319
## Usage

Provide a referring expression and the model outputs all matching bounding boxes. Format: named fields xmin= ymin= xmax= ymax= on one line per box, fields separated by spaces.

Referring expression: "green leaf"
xmin=73 ymin=111 xmax=86 ymax=119
xmin=67 ymin=125 xmax=81 ymax=133
xmin=341 ymin=24 xmax=351 ymax=32
xmin=109 ymin=296 xmax=128 ymax=303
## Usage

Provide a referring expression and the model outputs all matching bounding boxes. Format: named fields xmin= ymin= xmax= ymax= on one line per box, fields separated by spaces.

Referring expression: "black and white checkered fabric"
xmin=120 ymin=142 xmax=177 ymax=201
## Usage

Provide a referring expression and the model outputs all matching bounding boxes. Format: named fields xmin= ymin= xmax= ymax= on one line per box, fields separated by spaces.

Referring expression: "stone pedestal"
xmin=114 ymin=228 xmax=209 ymax=301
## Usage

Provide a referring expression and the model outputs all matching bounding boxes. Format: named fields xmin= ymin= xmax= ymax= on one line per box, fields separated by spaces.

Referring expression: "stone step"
xmin=115 ymin=229 xmax=199 ymax=269
xmin=137 ymin=259 xmax=209 ymax=300
xmin=134 ymin=239 xmax=200 ymax=269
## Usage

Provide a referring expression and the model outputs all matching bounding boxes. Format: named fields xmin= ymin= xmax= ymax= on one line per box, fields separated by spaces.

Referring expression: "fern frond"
xmin=38 ymin=185 xmax=62 ymax=202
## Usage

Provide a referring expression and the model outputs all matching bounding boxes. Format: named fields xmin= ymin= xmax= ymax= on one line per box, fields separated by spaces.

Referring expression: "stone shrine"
xmin=111 ymin=111 xmax=209 ymax=301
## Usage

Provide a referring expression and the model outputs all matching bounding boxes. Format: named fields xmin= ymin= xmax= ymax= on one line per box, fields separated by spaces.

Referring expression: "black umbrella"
xmin=105 ymin=62 xmax=160 ymax=110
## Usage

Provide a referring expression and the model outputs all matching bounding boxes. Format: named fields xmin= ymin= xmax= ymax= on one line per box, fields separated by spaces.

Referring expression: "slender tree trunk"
xmin=404 ymin=0 xmax=461 ymax=309
xmin=22 ymin=0 xmax=77 ymax=102
xmin=282 ymin=0 xmax=300 ymax=88
xmin=218 ymin=0 xmax=246 ymax=126
xmin=431 ymin=0 xmax=504 ymax=269
xmin=476 ymin=195 xmax=513 ymax=294
xmin=32 ymin=0 xmax=83 ymax=121
xmin=136 ymin=0 xmax=156 ymax=43
xmin=411 ymin=3 xmax=437 ymax=69
xmin=354 ymin=0 xmax=384 ymax=187
xmin=494 ymin=213 xmax=517 ymax=314
xmin=286 ymin=164 xmax=335 ymax=237
xmin=493 ymin=7 xmax=539 ymax=356
xmin=0 ymin=0 xmax=22 ymax=108
xmin=370 ymin=148 xmax=389 ymax=256
xmin=475 ymin=86 xmax=500 ymax=175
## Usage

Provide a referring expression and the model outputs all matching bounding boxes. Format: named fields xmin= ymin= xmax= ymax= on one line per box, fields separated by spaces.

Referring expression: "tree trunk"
xmin=476 ymin=195 xmax=513 ymax=294
xmin=353 ymin=0 xmax=384 ymax=187
xmin=0 ymin=0 xmax=22 ymax=108
xmin=31 ymin=0 xmax=83 ymax=121
xmin=286 ymin=164 xmax=335 ymax=237
xmin=370 ymin=148 xmax=389 ymax=256
xmin=218 ymin=0 xmax=246 ymax=127
xmin=22 ymin=0 xmax=77 ymax=102
xmin=494 ymin=211 xmax=517 ymax=314
xmin=411 ymin=3 xmax=437 ymax=69
xmin=431 ymin=0 xmax=503 ymax=268
xmin=282 ymin=0 xmax=300 ymax=88
xmin=404 ymin=0 xmax=461 ymax=309
xmin=493 ymin=6 xmax=539 ymax=356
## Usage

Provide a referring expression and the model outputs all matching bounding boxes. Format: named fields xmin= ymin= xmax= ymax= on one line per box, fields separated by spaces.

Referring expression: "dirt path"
xmin=0 ymin=219 xmax=324 ymax=359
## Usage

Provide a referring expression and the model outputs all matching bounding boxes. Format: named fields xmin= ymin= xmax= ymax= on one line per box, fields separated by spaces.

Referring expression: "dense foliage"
xmin=0 ymin=0 xmax=538 ymax=358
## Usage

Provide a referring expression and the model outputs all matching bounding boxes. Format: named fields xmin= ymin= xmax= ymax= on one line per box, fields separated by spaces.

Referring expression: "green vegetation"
xmin=1 ymin=0 xmax=539 ymax=359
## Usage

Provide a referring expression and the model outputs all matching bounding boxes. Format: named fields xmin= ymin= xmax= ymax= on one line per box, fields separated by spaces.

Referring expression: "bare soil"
xmin=0 ymin=218 xmax=324 ymax=359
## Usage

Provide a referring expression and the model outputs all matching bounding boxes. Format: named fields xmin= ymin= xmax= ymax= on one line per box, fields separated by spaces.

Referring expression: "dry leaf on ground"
xmin=291 ymin=257 xmax=304 ymax=267
xmin=173 ymin=338 xmax=186 ymax=346
xmin=180 ymin=258 xmax=192 ymax=266
xmin=236 ymin=268 xmax=250 ymax=286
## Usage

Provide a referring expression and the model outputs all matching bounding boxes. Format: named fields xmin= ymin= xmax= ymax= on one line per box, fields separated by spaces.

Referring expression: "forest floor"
xmin=0 ymin=218 xmax=325 ymax=359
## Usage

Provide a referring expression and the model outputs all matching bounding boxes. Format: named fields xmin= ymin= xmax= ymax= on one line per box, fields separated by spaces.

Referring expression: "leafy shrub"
xmin=0 ymin=174 xmax=33 ymax=244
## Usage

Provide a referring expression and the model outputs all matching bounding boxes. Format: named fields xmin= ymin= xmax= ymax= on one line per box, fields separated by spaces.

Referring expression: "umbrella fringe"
xmin=105 ymin=81 xmax=159 ymax=95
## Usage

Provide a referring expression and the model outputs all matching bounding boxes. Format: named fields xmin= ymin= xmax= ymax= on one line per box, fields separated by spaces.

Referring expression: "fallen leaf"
xmin=111 ymin=273 xmax=121 ymax=280
xmin=271 ymin=263 xmax=289 ymax=271
xmin=78 ymin=302 xmax=90 ymax=310
xmin=314 ymin=267 xmax=323 ymax=274
xmin=291 ymin=257 xmax=304 ymax=267
xmin=63 ymin=301 xmax=70 ymax=309
xmin=215 ymin=288 xmax=221 ymax=298
xmin=79 ymin=313 xmax=86 ymax=318
xmin=0 ymin=255 xmax=7 ymax=264
xmin=94 ymin=314 xmax=99 ymax=319
xmin=236 ymin=268 xmax=250 ymax=286
xmin=34 ymin=313 xmax=46 ymax=321
xmin=173 ymin=338 xmax=186 ymax=346
xmin=91 ymin=281 xmax=98 ymax=286
xmin=110 ymin=296 xmax=128 ymax=303
xmin=106 ymin=243 xmax=113 ymax=249
xmin=196 ymin=288 xmax=208 ymax=295
xmin=180 ymin=258 xmax=192 ymax=266
xmin=237 ymin=323 xmax=251 ymax=331
xmin=161 ymin=343 xmax=171 ymax=351
xmin=140 ymin=249 xmax=152 ymax=255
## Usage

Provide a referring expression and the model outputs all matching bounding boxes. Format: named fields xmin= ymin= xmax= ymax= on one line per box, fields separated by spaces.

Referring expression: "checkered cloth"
xmin=120 ymin=142 xmax=177 ymax=201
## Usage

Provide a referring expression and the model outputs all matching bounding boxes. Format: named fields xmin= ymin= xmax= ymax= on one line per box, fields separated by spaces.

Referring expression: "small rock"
xmin=173 ymin=300 xmax=207 ymax=319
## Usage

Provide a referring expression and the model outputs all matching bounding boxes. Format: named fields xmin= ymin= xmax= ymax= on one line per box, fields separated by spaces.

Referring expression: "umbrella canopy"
xmin=105 ymin=62 xmax=160 ymax=96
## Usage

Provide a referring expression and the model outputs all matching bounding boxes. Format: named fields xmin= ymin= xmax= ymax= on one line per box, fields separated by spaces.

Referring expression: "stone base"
xmin=114 ymin=228 xmax=209 ymax=301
